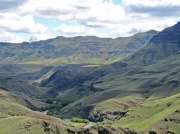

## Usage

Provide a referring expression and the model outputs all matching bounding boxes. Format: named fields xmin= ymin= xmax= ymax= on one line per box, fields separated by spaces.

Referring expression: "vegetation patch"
xmin=70 ymin=117 xmax=89 ymax=123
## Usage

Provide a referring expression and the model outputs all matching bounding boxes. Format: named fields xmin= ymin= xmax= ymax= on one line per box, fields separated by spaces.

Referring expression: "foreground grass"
xmin=0 ymin=89 xmax=74 ymax=134
xmin=113 ymin=93 xmax=180 ymax=132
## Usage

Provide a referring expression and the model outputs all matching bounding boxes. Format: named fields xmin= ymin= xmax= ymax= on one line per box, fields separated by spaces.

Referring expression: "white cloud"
xmin=122 ymin=0 xmax=180 ymax=17
xmin=0 ymin=32 xmax=23 ymax=43
xmin=0 ymin=0 xmax=28 ymax=12
xmin=32 ymin=0 xmax=179 ymax=37
xmin=20 ymin=0 xmax=79 ymax=17
xmin=0 ymin=0 xmax=180 ymax=42
xmin=0 ymin=13 xmax=47 ymax=34
xmin=110 ymin=19 xmax=177 ymax=37
xmin=55 ymin=24 xmax=86 ymax=35
xmin=19 ymin=0 xmax=127 ymax=23
xmin=122 ymin=0 xmax=180 ymax=7
xmin=55 ymin=24 xmax=108 ymax=37
xmin=29 ymin=33 xmax=54 ymax=42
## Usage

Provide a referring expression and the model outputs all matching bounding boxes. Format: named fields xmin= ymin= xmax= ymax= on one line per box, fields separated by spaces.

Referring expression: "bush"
xmin=70 ymin=117 xmax=89 ymax=123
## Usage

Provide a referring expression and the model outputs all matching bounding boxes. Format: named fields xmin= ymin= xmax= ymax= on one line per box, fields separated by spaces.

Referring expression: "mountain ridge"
xmin=0 ymin=30 xmax=157 ymax=65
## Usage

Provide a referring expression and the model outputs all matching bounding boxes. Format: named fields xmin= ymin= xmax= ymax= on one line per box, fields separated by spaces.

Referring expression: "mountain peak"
xmin=125 ymin=22 xmax=180 ymax=65
xmin=150 ymin=22 xmax=180 ymax=44
xmin=146 ymin=30 xmax=158 ymax=34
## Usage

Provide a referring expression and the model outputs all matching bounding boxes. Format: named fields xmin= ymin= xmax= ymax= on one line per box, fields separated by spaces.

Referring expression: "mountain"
xmin=125 ymin=22 xmax=180 ymax=65
xmin=0 ymin=22 xmax=180 ymax=134
xmin=0 ymin=30 xmax=158 ymax=134
xmin=41 ymin=23 xmax=180 ymax=94
xmin=0 ymin=30 xmax=157 ymax=65
xmin=39 ymin=22 xmax=180 ymax=133
xmin=40 ymin=22 xmax=180 ymax=99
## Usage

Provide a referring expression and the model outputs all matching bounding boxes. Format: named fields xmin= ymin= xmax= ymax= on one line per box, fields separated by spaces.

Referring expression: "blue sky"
xmin=112 ymin=0 xmax=122 ymax=4
xmin=0 ymin=0 xmax=179 ymax=43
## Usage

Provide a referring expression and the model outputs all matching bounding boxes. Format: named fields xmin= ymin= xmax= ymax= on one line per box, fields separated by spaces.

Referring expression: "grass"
xmin=0 ymin=89 xmax=75 ymax=134
xmin=0 ymin=116 xmax=44 ymax=134
xmin=34 ymin=69 xmax=54 ymax=83
xmin=113 ymin=93 xmax=180 ymax=132
xmin=94 ymin=94 xmax=144 ymax=113
xmin=70 ymin=117 xmax=89 ymax=123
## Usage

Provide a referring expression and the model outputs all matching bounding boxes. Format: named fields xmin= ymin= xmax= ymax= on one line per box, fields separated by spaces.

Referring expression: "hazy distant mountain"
xmin=0 ymin=30 xmax=157 ymax=65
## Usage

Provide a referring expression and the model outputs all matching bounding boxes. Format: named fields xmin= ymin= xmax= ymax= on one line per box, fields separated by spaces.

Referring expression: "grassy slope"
xmin=0 ymin=72 xmax=51 ymax=110
xmin=86 ymin=93 xmax=180 ymax=133
xmin=33 ymin=69 xmax=55 ymax=83
xmin=114 ymin=93 xmax=180 ymax=132
xmin=0 ymin=89 xmax=75 ymax=134
xmin=0 ymin=64 xmax=53 ymax=82
xmin=97 ymin=55 xmax=180 ymax=133
xmin=36 ymin=23 xmax=180 ymax=132
xmin=0 ymin=73 xmax=41 ymax=95
xmin=0 ymin=89 xmax=136 ymax=134
xmin=48 ymin=52 xmax=180 ymax=133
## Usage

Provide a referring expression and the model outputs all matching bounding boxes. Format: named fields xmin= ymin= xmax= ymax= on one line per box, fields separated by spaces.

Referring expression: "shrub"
xmin=70 ymin=117 xmax=89 ymax=123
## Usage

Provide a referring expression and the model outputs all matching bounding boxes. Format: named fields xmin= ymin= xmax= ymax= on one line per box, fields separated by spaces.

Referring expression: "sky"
xmin=0 ymin=0 xmax=180 ymax=43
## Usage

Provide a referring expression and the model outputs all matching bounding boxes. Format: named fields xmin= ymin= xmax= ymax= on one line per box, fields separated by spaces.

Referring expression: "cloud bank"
xmin=0 ymin=0 xmax=179 ymax=42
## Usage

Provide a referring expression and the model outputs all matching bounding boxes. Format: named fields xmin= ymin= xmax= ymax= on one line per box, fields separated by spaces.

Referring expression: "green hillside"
xmin=0 ymin=89 xmax=76 ymax=134
xmin=38 ymin=22 xmax=180 ymax=133
xmin=0 ymin=23 xmax=180 ymax=134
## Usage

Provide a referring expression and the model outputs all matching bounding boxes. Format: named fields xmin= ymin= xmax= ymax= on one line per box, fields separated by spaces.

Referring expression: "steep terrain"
xmin=0 ymin=23 xmax=180 ymax=133
xmin=42 ymin=22 xmax=180 ymax=98
xmin=0 ymin=88 xmax=141 ymax=134
xmin=125 ymin=22 xmax=180 ymax=65
xmin=40 ymin=22 xmax=180 ymax=133
xmin=0 ymin=64 xmax=53 ymax=81
xmin=0 ymin=72 xmax=51 ymax=110
xmin=0 ymin=89 xmax=77 ymax=134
